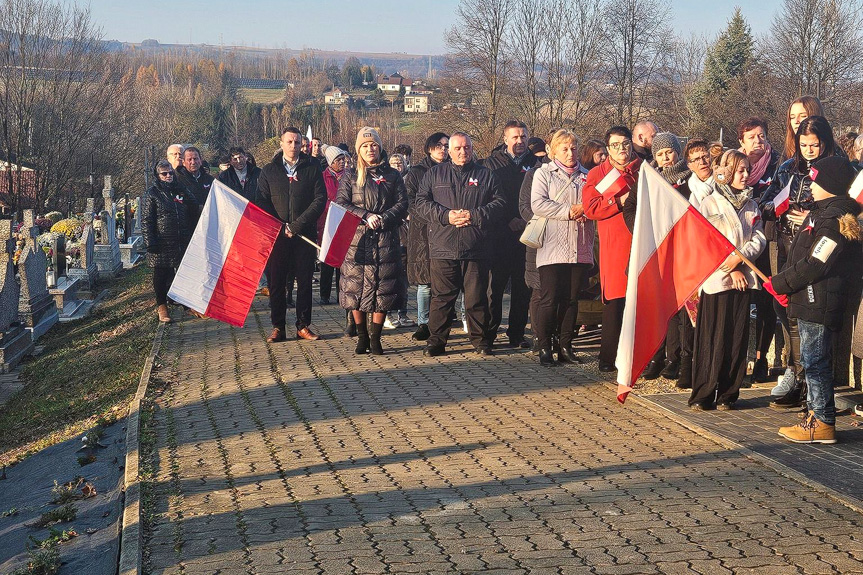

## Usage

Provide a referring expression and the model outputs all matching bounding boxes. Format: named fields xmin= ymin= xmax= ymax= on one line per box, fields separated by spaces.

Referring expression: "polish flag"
xmin=772 ymin=178 xmax=792 ymax=216
xmin=319 ymin=202 xmax=362 ymax=267
xmin=616 ymin=163 xmax=736 ymax=403
xmin=850 ymin=170 xmax=863 ymax=205
xmin=169 ymin=179 xmax=283 ymax=327
xmin=595 ymin=167 xmax=630 ymax=198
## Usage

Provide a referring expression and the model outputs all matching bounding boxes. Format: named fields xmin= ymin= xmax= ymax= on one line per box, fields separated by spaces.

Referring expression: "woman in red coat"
xmin=583 ymin=126 xmax=642 ymax=372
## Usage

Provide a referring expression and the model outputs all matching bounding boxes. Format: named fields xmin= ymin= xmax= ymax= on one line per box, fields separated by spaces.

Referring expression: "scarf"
xmin=742 ymin=144 xmax=773 ymax=186
xmin=716 ymin=183 xmax=752 ymax=211
xmin=688 ymin=173 xmax=714 ymax=204
xmin=661 ymin=159 xmax=691 ymax=186
xmin=554 ymin=159 xmax=577 ymax=175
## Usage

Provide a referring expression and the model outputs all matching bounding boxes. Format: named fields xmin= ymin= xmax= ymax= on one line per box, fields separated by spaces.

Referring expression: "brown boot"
xmin=778 ymin=412 xmax=836 ymax=444
xmin=157 ymin=304 xmax=171 ymax=323
xmin=266 ymin=327 xmax=286 ymax=343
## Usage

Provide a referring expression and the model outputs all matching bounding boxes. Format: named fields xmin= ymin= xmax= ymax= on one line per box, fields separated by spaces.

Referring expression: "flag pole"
xmin=295 ymin=233 xmax=322 ymax=251
xmin=733 ymin=249 xmax=769 ymax=283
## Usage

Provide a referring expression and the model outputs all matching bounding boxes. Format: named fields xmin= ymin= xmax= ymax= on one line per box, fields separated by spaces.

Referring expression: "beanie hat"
xmin=323 ymin=144 xmax=347 ymax=167
xmin=355 ymin=127 xmax=383 ymax=152
xmin=652 ymin=132 xmax=682 ymax=158
xmin=809 ymin=155 xmax=856 ymax=196
xmin=527 ymin=137 xmax=546 ymax=156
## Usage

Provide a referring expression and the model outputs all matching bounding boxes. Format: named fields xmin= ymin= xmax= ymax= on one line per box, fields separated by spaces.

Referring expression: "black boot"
xmin=676 ymin=355 xmax=692 ymax=389
xmin=539 ymin=348 xmax=555 ymax=366
xmin=355 ymin=315 xmax=369 ymax=354
xmin=556 ymin=343 xmax=581 ymax=364
xmin=770 ymin=379 xmax=806 ymax=410
xmin=345 ymin=311 xmax=357 ymax=337
xmin=660 ymin=360 xmax=680 ymax=379
xmin=369 ymin=322 xmax=384 ymax=355
xmin=412 ymin=324 xmax=430 ymax=341
xmin=642 ymin=360 xmax=663 ymax=380
xmin=752 ymin=357 xmax=769 ymax=383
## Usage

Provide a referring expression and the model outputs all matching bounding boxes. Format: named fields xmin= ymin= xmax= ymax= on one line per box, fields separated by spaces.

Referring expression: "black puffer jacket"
xmin=415 ymin=160 xmax=506 ymax=260
xmin=257 ymin=152 xmax=327 ymax=241
xmin=142 ymin=171 xmax=200 ymax=269
xmin=336 ymin=164 xmax=409 ymax=312
xmin=404 ymin=156 xmax=446 ymax=285
xmin=772 ymin=196 xmax=862 ymax=329
xmin=175 ymin=166 xmax=214 ymax=207
xmin=482 ymin=147 xmax=541 ymax=258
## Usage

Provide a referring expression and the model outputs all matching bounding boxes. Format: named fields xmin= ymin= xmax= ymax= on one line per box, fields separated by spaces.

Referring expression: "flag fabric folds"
xmin=616 ymin=164 xmax=736 ymax=403
xmin=319 ymin=202 xmax=362 ymax=267
xmin=772 ymin=178 xmax=792 ymax=216
xmin=850 ymin=169 xmax=863 ymax=205
xmin=168 ymin=179 xmax=283 ymax=327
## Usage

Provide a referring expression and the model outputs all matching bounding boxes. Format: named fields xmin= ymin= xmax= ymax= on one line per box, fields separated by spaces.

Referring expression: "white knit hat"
xmin=322 ymin=144 xmax=347 ymax=167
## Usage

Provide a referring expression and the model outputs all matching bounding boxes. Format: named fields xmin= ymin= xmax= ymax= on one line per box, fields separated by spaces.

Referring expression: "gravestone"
xmin=93 ymin=176 xmax=122 ymax=278
xmin=51 ymin=234 xmax=66 ymax=279
xmin=17 ymin=209 xmax=59 ymax=340
xmin=132 ymin=196 xmax=142 ymax=235
xmin=118 ymin=194 xmax=142 ymax=268
xmin=68 ymin=221 xmax=98 ymax=295
xmin=0 ymin=220 xmax=34 ymax=372
xmin=47 ymin=232 xmax=83 ymax=319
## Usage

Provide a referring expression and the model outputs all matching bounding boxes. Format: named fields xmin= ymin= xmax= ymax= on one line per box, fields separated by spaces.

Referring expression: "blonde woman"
xmin=530 ymin=129 xmax=595 ymax=366
xmin=336 ymin=127 xmax=408 ymax=355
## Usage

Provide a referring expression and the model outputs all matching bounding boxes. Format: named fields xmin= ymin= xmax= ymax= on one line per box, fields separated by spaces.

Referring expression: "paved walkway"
xmin=142 ymin=297 xmax=863 ymax=575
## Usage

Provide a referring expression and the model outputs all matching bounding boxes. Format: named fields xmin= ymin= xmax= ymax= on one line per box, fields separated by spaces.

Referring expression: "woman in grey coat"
xmin=336 ymin=127 xmax=408 ymax=355
xmin=530 ymin=129 xmax=595 ymax=366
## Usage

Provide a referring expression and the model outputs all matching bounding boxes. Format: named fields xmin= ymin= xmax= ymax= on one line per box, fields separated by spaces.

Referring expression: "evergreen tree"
xmin=702 ymin=7 xmax=754 ymax=93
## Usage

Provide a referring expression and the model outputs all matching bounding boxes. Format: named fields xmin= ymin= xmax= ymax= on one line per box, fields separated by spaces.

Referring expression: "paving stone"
xmin=139 ymin=294 xmax=863 ymax=575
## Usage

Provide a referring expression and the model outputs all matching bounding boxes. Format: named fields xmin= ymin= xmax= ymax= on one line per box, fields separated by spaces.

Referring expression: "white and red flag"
xmin=319 ymin=202 xmax=362 ymax=267
xmin=850 ymin=169 xmax=863 ymax=205
xmin=772 ymin=178 xmax=792 ymax=216
xmin=595 ymin=167 xmax=631 ymax=198
xmin=616 ymin=164 xmax=736 ymax=403
xmin=168 ymin=179 xmax=283 ymax=327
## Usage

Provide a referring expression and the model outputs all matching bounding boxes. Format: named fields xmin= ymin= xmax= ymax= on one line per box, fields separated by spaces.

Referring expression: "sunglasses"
xmin=158 ymin=171 xmax=174 ymax=176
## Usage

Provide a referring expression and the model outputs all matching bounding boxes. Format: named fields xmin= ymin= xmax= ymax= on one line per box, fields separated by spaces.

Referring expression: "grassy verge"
xmin=0 ymin=265 xmax=157 ymax=467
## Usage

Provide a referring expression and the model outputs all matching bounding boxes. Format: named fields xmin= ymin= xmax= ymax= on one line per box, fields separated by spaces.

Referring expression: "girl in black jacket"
xmin=142 ymin=160 xmax=199 ymax=323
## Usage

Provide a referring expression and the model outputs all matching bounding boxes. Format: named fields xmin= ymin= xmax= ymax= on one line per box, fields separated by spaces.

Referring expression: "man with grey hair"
xmin=166 ymin=144 xmax=184 ymax=170
xmin=632 ymin=121 xmax=658 ymax=164
xmin=415 ymin=132 xmax=506 ymax=356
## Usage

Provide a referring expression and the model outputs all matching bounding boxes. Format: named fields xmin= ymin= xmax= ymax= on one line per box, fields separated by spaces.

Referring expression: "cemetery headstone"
xmin=17 ymin=209 xmax=59 ymax=339
xmin=0 ymin=219 xmax=34 ymax=372
xmin=93 ymin=176 xmax=123 ymax=278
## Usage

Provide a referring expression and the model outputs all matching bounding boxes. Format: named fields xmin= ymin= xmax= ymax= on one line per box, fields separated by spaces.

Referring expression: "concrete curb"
xmin=118 ymin=320 xmax=166 ymax=575
xmin=591 ymin=377 xmax=863 ymax=515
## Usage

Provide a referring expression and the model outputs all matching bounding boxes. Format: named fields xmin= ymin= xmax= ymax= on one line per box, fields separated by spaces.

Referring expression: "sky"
xmin=87 ymin=0 xmax=785 ymax=55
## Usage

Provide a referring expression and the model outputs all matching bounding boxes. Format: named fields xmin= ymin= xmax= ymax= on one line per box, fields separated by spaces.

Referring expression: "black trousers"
xmin=529 ymin=286 xmax=541 ymax=340
xmin=690 ymin=290 xmax=751 ymax=407
xmin=319 ymin=263 xmax=339 ymax=301
xmin=651 ymin=308 xmax=692 ymax=364
xmin=266 ymin=234 xmax=316 ymax=330
xmin=428 ymin=259 xmax=491 ymax=350
xmin=753 ymin=249 xmax=777 ymax=358
xmin=599 ymin=297 xmax=625 ymax=365
xmin=536 ymin=264 xmax=588 ymax=350
xmin=153 ymin=266 xmax=175 ymax=306
xmin=489 ymin=242 xmax=531 ymax=343
xmin=775 ymin=234 xmax=802 ymax=377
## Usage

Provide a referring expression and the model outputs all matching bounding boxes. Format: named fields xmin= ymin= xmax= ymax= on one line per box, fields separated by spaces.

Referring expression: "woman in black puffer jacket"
xmin=142 ymin=159 xmax=199 ymax=323
xmin=336 ymin=127 xmax=408 ymax=355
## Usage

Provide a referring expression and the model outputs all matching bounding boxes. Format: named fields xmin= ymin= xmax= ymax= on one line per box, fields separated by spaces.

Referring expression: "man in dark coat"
xmin=216 ymin=147 xmax=261 ymax=203
xmin=482 ymin=120 xmax=540 ymax=348
xmin=175 ymin=146 xmax=214 ymax=207
xmin=415 ymin=132 xmax=506 ymax=356
xmin=257 ymin=127 xmax=327 ymax=343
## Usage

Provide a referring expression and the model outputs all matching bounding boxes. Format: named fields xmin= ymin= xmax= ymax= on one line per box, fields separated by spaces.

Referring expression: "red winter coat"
xmin=583 ymin=157 xmax=641 ymax=301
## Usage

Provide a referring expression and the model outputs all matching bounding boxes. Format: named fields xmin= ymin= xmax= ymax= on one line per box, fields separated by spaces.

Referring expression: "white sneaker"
xmin=855 ymin=404 xmax=863 ymax=417
xmin=462 ymin=319 xmax=469 ymax=333
xmin=398 ymin=314 xmax=416 ymax=327
xmin=771 ymin=368 xmax=796 ymax=397
xmin=383 ymin=316 xmax=399 ymax=329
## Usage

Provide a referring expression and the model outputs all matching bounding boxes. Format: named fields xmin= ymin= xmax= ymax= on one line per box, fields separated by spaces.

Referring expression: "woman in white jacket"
xmin=690 ymin=149 xmax=766 ymax=410
xmin=530 ymin=129 xmax=596 ymax=366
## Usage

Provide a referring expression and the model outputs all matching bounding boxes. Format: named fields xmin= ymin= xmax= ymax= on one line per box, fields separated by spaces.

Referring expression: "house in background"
xmin=324 ymin=89 xmax=348 ymax=107
xmin=404 ymin=92 xmax=430 ymax=114
xmin=376 ymin=73 xmax=412 ymax=95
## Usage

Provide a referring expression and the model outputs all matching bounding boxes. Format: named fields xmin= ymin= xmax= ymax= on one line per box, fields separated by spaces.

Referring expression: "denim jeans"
xmin=416 ymin=284 xmax=431 ymax=325
xmin=798 ymin=318 xmax=836 ymax=425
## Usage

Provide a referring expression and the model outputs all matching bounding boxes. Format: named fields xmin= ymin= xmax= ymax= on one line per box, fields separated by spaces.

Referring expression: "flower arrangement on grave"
xmin=35 ymin=217 xmax=53 ymax=233
xmin=44 ymin=211 xmax=64 ymax=224
xmin=50 ymin=218 xmax=84 ymax=240
xmin=66 ymin=244 xmax=81 ymax=268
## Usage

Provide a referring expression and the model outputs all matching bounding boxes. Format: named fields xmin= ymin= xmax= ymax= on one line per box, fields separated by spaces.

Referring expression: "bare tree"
xmin=602 ymin=0 xmax=670 ymax=126
xmin=510 ymin=0 xmax=548 ymax=129
xmin=446 ymin=0 xmax=513 ymax=149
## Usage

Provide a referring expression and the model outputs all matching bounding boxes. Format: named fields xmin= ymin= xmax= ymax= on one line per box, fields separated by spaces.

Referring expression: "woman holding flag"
xmin=336 ymin=127 xmax=408 ymax=355
xmin=761 ymin=116 xmax=837 ymax=407
xmin=689 ymin=150 xmax=766 ymax=411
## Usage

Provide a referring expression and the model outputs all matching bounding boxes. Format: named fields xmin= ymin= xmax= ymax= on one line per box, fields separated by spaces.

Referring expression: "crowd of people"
xmin=142 ymin=94 xmax=863 ymax=445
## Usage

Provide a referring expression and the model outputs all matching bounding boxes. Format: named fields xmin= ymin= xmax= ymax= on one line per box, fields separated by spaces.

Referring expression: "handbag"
xmin=519 ymin=171 xmax=577 ymax=249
